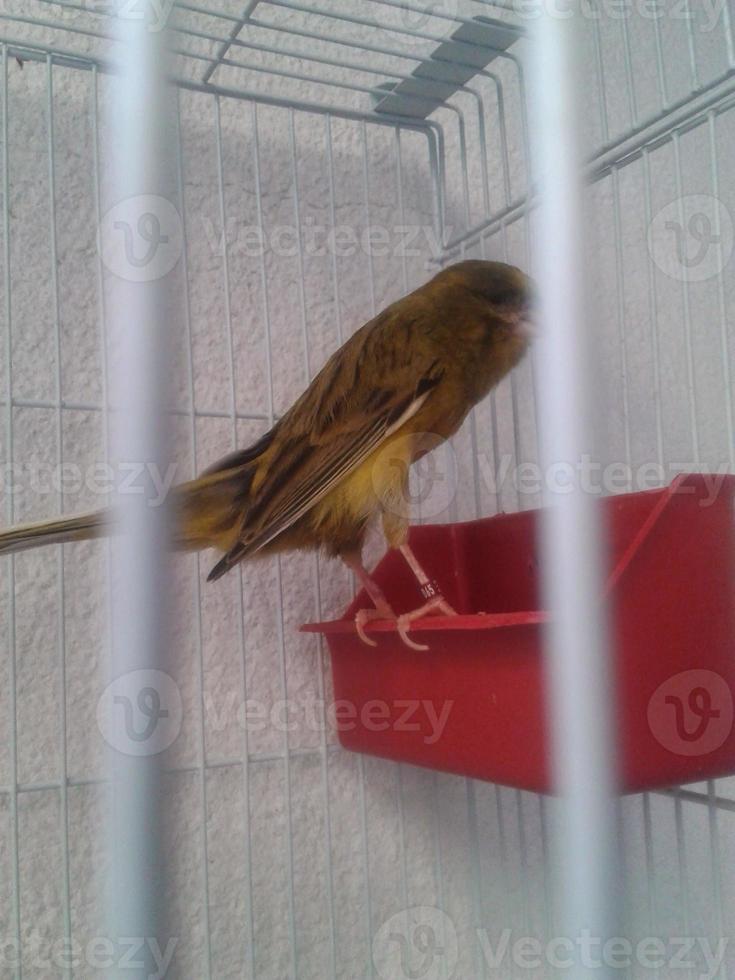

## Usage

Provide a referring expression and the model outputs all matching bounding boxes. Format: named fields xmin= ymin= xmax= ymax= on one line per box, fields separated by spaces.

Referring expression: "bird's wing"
xmin=200 ymin=429 xmax=276 ymax=477
xmin=207 ymin=306 xmax=444 ymax=580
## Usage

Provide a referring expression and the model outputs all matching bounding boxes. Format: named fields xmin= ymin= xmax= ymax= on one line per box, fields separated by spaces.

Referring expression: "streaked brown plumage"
xmin=0 ymin=260 xmax=532 ymax=646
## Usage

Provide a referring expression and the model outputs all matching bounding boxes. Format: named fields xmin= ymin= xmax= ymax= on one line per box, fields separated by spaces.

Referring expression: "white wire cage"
xmin=0 ymin=1 xmax=734 ymax=979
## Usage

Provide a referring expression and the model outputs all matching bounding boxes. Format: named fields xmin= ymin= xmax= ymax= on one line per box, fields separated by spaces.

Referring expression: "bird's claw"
xmin=354 ymin=596 xmax=456 ymax=651
xmin=355 ymin=608 xmax=382 ymax=647
xmin=396 ymin=615 xmax=430 ymax=651
xmin=396 ymin=596 xmax=456 ymax=651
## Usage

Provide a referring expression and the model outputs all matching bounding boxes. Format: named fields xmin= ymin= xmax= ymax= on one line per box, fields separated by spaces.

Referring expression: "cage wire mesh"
xmin=0 ymin=0 xmax=734 ymax=978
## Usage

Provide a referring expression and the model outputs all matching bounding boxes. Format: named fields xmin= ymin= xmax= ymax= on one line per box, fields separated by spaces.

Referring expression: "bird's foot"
xmin=345 ymin=546 xmax=456 ymax=650
xmin=354 ymin=595 xmax=456 ymax=651
xmin=396 ymin=595 xmax=456 ymax=651
xmin=354 ymin=601 xmax=395 ymax=647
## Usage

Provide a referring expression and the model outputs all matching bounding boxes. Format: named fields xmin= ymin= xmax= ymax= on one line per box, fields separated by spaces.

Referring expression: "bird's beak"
xmin=516 ymin=304 xmax=537 ymax=343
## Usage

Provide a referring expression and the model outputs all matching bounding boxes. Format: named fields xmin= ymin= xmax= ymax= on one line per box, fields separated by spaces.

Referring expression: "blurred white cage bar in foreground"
xmin=0 ymin=1 xmax=734 ymax=978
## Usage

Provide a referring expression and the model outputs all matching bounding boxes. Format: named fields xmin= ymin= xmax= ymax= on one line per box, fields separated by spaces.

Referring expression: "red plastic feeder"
xmin=303 ymin=475 xmax=735 ymax=793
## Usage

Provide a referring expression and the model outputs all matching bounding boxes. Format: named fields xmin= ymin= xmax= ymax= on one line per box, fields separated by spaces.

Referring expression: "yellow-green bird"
xmin=0 ymin=260 xmax=533 ymax=649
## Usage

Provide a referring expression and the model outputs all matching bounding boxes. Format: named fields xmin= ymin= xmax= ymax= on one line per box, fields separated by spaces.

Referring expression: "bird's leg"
xmin=380 ymin=503 xmax=457 ymax=649
xmin=342 ymin=553 xmax=396 ymax=647
xmin=394 ymin=543 xmax=457 ymax=651
xmin=399 ymin=543 xmax=455 ymax=610
xmin=342 ymin=546 xmax=456 ymax=652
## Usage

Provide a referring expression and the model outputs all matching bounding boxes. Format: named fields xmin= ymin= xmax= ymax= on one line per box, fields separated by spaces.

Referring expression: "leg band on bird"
xmin=419 ymin=579 xmax=441 ymax=601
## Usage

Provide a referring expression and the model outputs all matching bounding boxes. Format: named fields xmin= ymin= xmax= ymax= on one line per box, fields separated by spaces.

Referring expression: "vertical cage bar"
xmin=641 ymin=149 xmax=665 ymax=466
xmin=288 ymin=108 xmax=338 ymax=979
xmin=325 ymin=113 xmax=375 ymax=976
xmin=515 ymin=790 xmax=531 ymax=940
xmin=674 ymin=791 xmax=693 ymax=979
xmin=430 ymin=773 xmax=449 ymax=980
xmin=531 ymin=8 xmax=620 ymax=979
xmin=470 ymin=90 xmax=491 ymax=222
xmin=173 ymin=93 xmax=214 ymax=980
xmin=514 ymin=57 xmax=532 ymax=201
xmin=478 ymin=234 xmax=503 ymax=517
xmin=250 ymin=100 xmax=299 ymax=979
xmin=494 ymin=80 xmax=512 ymax=211
xmin=682 ymin=0 xmax=700 ymax=93
xmin=91 ymin=68 xmax=111 ymax=454
xmin=500 ymin=223 xmax=526 ymax=512
xmin=539 ymin=796 xmax=555 ymax=948
xmin=90 ymin=84 xmax=121 ymax=980
xmin=611 ymin=165 xmax=632 ymax=485
xmin=90 ymin=82 xmax=119 ymax=979
xmin=619 ymin=15 xmax=638 ymax=129
xmin=671 ymin=132 xmax=700 ymax=466
xmin=427 ymin=127 xmax=447 ymax=256
xmin=651 ymin=10 xmax=668 ymax=109
xmin=394 ymin=128 xmax=408 ymax=294
xmin=456 ymin=111 xmax=472 ymax=236
xmin=641 ymin=794 xmax=660 ymax=976
xmin=494 ymin=788 xmax=516 ymax=980
xmin=104 ymin=7 xmax=172 ymax=978
xmin=708 ymin=111 xmax=735 ymax=469
xmin=706 ymin=109 xmax=729 ymax=980
xmin=388 ymin=125 xmax=410 ymax=914
xmin=706 ymin=780 xmax=727 ymax=980
xmin=591 ymin=18 xmax=610 ymax=151
xmin=723 ymin=1 xmax=735 ymax=67
xmin=45 ymin=54 xmax=73 ymax=979
xmin=465 ymin=779 xmax=489 ymax=980
xmin=1 ymin=41 xmax=23 ymax=980
xmin=455 ymin=234 xmax=491 ymax=980
xmin=394 ymin=131 xmax=459 ymax=968
xmin=212 ymin=95 xmax=263 ymax=978
xmin=360 ymin=121 xmax=376 ymax=318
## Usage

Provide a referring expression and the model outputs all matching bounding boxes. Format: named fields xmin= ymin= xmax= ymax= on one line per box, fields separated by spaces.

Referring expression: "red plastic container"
xmin=303 ymin=475 xmax=735 ymax=793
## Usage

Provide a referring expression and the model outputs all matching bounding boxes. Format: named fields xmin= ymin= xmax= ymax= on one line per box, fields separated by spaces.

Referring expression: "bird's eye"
xmin=491 ymin=289 xmax=517 ymax=307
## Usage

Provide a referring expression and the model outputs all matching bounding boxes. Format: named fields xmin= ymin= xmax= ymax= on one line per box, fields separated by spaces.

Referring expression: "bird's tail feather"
xmin=0 ymin=511 xmax=109 ymax=557
xmin=172 ymin=464 xmax=257 ymax=555
xmin=0 ymin=454 xmax=261 ymax=562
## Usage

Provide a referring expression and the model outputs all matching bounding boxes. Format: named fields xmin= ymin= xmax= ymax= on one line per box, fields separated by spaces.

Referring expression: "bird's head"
xmin=432 ymin=259 xmax=535 ymax=368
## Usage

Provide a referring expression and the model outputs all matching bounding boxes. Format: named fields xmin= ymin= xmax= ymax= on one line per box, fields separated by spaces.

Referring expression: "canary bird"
xmin=0 ymin=260 xmax=532 ymax=649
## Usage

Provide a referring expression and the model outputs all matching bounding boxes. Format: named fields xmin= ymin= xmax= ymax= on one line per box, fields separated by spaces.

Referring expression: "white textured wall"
xmin=1 ymin=3 xmax=735 ymax=979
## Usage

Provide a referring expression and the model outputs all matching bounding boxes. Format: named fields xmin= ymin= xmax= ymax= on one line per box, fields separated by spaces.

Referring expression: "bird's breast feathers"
xmin=312 ymin=429 xmax=415 ymax=529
